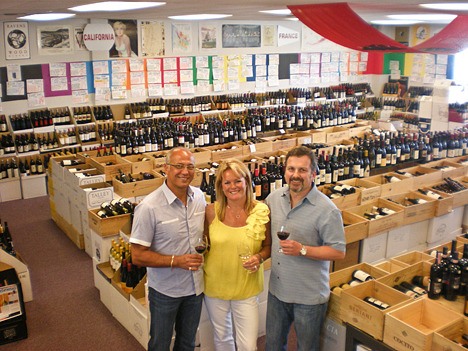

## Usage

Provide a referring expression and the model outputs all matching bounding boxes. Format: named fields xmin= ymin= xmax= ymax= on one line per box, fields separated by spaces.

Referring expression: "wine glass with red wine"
xmin=277 ymin=226 xmax=290 ymax=253
xmin=195 ymin=236 xmax=208 ymax=255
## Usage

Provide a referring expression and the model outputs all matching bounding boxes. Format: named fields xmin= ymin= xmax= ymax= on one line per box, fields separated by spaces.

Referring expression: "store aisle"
xmin=0 ymin=196 xmax=145 ymax=351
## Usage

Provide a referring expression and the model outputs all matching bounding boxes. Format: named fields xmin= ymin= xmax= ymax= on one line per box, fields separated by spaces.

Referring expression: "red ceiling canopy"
xmin=288 ymin=3 xmax=468 ymax=54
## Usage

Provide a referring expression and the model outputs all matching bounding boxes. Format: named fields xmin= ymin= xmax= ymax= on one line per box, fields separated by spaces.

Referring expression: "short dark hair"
xmin=285 ymin=146 xmax=318 ymax=173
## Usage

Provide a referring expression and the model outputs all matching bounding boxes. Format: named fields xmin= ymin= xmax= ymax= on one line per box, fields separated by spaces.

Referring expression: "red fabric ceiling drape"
xmin=288 ymin=2 xmax=468 ymax=54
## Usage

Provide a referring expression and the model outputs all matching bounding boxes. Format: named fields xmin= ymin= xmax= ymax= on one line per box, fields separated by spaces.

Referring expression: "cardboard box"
xmin=91 ymin=229 xmax=119 ymax=263
xmin=129 ymin=278 xmax=149 ymax=348
xmin=432 ymin=318 xmax=468 ymax=351
xmin=383 ymin=299 xmax=463 ymax=351
xmin=337 ymin=178 xmax=382 ymax=204
xmin=327 ymin=263 xmax=388 ymax=322
xmin=0 ymin=251 xmax=32 ymax=302
xmin=95 ymin=261 xmax=114 ymax=312
xmin=346 ymin=198 xmax=405 ymax=237
xmin=20 ymin=173 xmax=47 ymax=199
xmin=65 ymin=168 xmax=106 ymax=188
xmin=77 ymin=182 xmax=114 ymax=209
xmin=407 ymin=220 xmax=430 ymax=249
xmin=113 ymin=171 xmax=164 ymax=198
xmin=342 ymin=211 xmax=369 ymax=243
xmin=385 ymin=226 xmax=410 ymax=258
xmin=360 ymin=231 xmax=388 ymax=264
xmin=366 ymin=173 xmax=414 ymax=197
xmin=341 ymin=280 xmax=413 ymax=340
xmin=427 ymin=207 xmax=464 ymax=244
xmin=320 ymin=317 xmax=346 ymax=351
xmin=0 ymin=178 xmax=22 ymax=202
xmin=88 ymin=209 xmax=132 ymax=237
xmin=384 ymin=191 xmax=436 ymax=225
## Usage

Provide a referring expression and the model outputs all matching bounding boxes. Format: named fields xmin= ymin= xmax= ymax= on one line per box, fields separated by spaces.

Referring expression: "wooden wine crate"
xmin=241 ymin=139 xmax=273 ymax=155
xmin=113 ymin=171 xmax=164 ymax=198
xmin=141 ymin=150 xmax=168 ymax=166
xmin=88 ymin=209 xmax=132 ymax=237
xmin=327 ymin=263 xmax=388 ymax=322
xmin=296 ymin=130 xmax=327 ymax=145
xmin=348 ymin=124 xmax=371 ymax=139
xmin=422 ymin=159 xmax=467 ymax=179
xmin=207 ymin=142 xmax=244 ymax=161
xmin=119 ymin=154 xmax=154 ymax=174
xmin=383 ymin=299 xmax=463 ymax=351
xmin=397 ymin=165 xmax=443 ymax=186
xmin=87 ymin=154 xmax=133 ymax=182
xmin=429 ymin=176 xmax=468 ymax=208
xmin=337 ymin=178 xmax=381 ymax=204
xmin=323 ymin=126 xmax=350 ymax=145
xmin=374 ymin=260 xmax=409 ymax=274
xmin=390 ymin=251 xmax=434 ymax=266
xmin=341 ymin=280 xmax=413 ymax=340
xmin=416 ymin=186 xmax=454 ymax=216
xmin=432 ymin=316 xmax=468 ymax=351
xmin=261 ymin=133 xmax=297 ymax=152
xmin=344 ymin=198 xmax=405 ymax=237
xmin=384 ymin=191 xmax=436 ymax=225
xmin=377 ymin=261 xmax=432 ymax=292
xmin=366 ymin=172 xmax=415 ymax=197
xmin=342 ymin=210 xmax=369 ymax=243
xmin=332 ymin=241 xmax=360 ymax=272
xmin=319 ymin=185 xmax=361 ymax=210
xmin=190 ymin=148 xmax=212 ymax=165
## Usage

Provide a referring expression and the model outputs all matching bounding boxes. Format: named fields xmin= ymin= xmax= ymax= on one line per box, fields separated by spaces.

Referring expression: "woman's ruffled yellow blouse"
xmin=204 ymin=202 xmax=270 ymax=300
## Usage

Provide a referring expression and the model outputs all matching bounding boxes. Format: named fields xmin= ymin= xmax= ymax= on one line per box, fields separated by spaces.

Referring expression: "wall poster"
xmin=222 ymin=25 xmax=261 ymax=48
xmin=3 ymin=21 xmax=30 ymax=60
xmin=172 ymin=23 xmax=193 ymax=54
xmin=141 ymin=21 xmax=165 ymax=57
xmin=200 ymin=24 xmax=217 ymax=50
xmin=37 ymin=25 xmax=72 ymax=55
xmin=108 ymin=19 xmax=138 ymax=58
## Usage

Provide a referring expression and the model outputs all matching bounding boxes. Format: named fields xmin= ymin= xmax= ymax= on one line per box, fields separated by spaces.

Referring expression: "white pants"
xmin=204 ymin=295 xmax=259 ymax=351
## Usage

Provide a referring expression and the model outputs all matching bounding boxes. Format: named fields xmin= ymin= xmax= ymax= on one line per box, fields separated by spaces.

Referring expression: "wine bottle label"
xmin=353 ymin=270 xmax=373 ymax=282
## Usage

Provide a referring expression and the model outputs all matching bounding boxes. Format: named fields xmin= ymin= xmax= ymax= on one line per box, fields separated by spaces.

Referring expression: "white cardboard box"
xmin=94 ymin=260 xmax=113 ymax=312
xmin=91 ymin=229 xmax=119 ymax=263
xmin=407 ymin=220 xmax=430 ymax=248
xmin=320 ymin=317 xmax=346 ymax=351
xmin=386 ymin=226 xmax=410 ymax=258
xmin=427 ymin=207 xmax=464 ymax=244
xmin=128 ymin=302 xmax=149 ymax=349
xmin=360 ymin=231 xmax=388 ymax=264
xmin=20 ymin=173 xmax=47 ymax=199
xmin=0 ymin=178 xmax=22 ymax=202
xmin=110 ymin=285 xmax=132 ymax=332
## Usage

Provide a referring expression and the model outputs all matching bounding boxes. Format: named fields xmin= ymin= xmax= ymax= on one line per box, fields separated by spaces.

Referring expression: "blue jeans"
xmin=148 ymin=287 xmax=203 ymax=351
xmin=265 ymin=292 xmax=327 ymax=351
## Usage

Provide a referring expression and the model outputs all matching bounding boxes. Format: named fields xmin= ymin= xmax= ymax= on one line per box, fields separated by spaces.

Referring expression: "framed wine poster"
xmin=3 ymin=22 xmax=30 ymax=60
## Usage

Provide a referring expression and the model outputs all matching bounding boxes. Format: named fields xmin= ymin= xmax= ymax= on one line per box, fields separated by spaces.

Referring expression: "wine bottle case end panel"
xmin=340 ymin=280 xmax=413 ymax=341
xmin=88 ymin=209 xmax=132 ymax=237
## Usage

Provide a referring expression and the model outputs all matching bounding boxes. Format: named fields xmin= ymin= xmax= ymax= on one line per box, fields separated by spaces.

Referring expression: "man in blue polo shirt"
xmin=265 ymin=146 xmax=346 ymax=351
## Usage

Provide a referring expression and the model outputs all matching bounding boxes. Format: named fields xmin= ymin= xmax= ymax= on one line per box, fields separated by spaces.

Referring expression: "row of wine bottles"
xmin=0 ymin=220 xmax=16 ymax=257
xmin=109 ymin=238 xmax=146 ymax=294
xmin=96 ymin=198 xmax=135 ymax=218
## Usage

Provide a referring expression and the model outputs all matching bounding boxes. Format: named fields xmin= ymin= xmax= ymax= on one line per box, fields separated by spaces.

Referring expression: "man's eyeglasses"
xmin=167 ymin=163 xmax=195 ymax=171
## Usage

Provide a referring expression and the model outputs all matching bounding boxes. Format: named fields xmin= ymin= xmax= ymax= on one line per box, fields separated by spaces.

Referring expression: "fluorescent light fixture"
xmin=286 ymin=17 xmax=299 ymax=21
xmin=168 ymin=14 xmax=232 ymax=20
xmin=18 ymin=13 xmax=75 ymax=21
xmin=371 ymin=19 xmax=422 ymax=25
xmin=259 ymin=9 xmax=291 ymax=15
xmin=388 ymin=14 xmax=457 ymax=21
xmin=421 ymin=3 xmax=468 ymax=11
xmin=70 ymin=1 xmax=165 ymax=12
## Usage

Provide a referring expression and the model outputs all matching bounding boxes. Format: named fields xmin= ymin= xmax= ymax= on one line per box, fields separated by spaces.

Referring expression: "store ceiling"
xmin=0 ymin=0 xmax=466 ymax=23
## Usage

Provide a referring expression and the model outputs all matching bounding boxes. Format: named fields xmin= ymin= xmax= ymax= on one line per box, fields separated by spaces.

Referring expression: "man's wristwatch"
xmin=300 ymin=245 xmax=307 ymax=256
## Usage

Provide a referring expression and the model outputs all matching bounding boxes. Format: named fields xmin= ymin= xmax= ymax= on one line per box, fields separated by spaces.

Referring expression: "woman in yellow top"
xmin=204 ymin=159 xmax=271 ymax=351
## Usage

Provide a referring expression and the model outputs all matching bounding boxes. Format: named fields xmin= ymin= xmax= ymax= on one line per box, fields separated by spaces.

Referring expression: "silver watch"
xmin=300 ymin=245 xmax=307 ymax=256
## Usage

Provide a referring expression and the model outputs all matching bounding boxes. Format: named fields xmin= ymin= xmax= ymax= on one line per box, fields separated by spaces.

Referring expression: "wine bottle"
xmin=400 ymin=281 xmax=427 ymax=296
xmin=363 ymin=296 xmax=390 ymax=310
xmin=428 ymin=251 xmax=443 ymax=300
xmin=253 ymin=167 xmax=262 ymax=200
xmin=383 ymin=175 xmax=400 ymax=183
xmin=445 ymin=251 xmax=461 ymax=301
xmin=352 ymin=269 xmax=374 ymax=282
xmin=417 ymin=188 xmax=442 ymax=200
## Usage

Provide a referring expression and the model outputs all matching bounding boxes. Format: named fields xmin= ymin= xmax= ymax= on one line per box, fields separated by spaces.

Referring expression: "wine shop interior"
xmin=0 ymin=0 xmax=468 ymax=350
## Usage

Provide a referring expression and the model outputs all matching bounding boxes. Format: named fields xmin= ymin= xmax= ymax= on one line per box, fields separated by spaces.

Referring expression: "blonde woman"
xmin=112 ymin=21 xmax=136 ymax=57
xmin=204 ymin=159 xmax=271 ymax=351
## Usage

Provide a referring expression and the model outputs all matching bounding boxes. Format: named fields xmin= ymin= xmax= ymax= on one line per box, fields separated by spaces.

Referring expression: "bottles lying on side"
xmin=363 ymin=296 xmax=390 ymax=310
xmin=97 ymin=198 xmax=135 ymax=218
xmin=363 ymin=206 xmax=396 ymax=220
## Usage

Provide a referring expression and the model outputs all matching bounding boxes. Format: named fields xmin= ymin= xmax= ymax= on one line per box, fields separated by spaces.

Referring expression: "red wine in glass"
xmin=195 ymin=245 xmax=207 ymax=254
xmin=277 ymin=228 xmax=290 ymax=253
